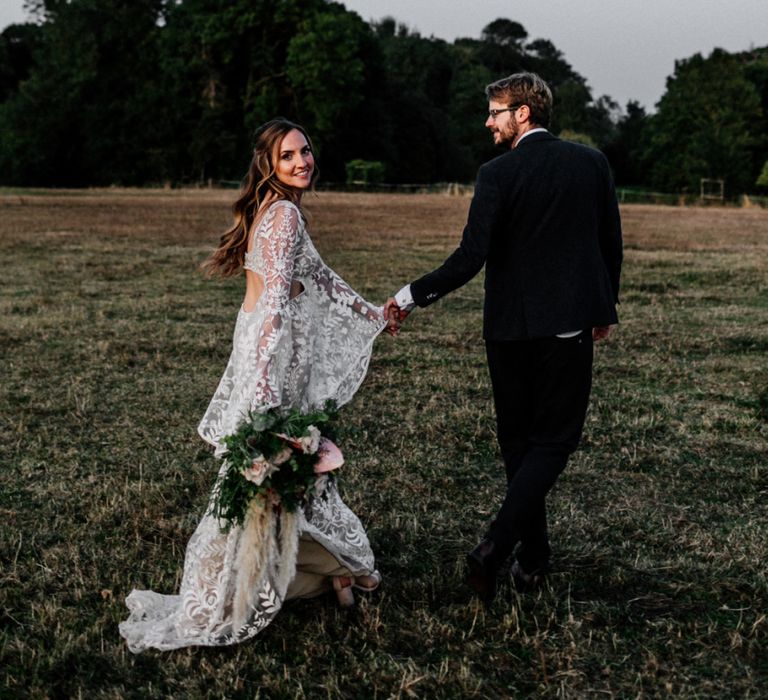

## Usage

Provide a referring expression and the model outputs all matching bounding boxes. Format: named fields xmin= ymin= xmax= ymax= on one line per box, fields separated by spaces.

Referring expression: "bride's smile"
xmin=276 ymin=129 xmax=315 ymax=190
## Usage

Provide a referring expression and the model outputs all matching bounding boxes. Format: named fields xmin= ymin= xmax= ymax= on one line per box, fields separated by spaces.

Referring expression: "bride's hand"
xmin=383 ymin=298 xmax=407 ymax=336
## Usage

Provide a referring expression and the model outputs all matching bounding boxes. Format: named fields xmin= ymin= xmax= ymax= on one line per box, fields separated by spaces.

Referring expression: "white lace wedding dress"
xmin=119 ymin=200 xmax=386 ymax=652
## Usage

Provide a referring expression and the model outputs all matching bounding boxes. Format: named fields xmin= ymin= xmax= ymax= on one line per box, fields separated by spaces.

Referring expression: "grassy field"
xmin=1 ymin=189 xmax=767 ymax=699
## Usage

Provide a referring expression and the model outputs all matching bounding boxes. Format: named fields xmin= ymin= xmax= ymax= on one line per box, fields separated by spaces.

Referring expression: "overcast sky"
xmin=2 ymin=0 xmax=766 ymax=111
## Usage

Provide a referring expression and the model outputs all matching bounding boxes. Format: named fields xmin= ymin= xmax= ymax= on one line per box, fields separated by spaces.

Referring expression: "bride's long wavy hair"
xmin=202 ymin=118 xmax=319 ymax=278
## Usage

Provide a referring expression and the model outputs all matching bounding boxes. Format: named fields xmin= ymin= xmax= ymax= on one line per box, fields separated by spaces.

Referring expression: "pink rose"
xmin=242 ymin=455 xmax=278 ymax=486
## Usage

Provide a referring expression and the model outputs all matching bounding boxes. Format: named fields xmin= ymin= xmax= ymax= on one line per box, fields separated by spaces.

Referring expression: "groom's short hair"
xmin=486 ymin=72 xmax=553 ymax=128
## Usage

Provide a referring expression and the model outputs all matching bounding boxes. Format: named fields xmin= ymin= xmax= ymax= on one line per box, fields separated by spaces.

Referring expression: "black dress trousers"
xmin=485 ymin=331 xmax=594 ymax=571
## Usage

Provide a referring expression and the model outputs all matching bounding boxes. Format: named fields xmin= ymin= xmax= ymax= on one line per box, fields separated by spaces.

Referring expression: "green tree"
xmin=157 ymin=0 xmax=381 ymax=182
xmin=0 ymin=23 xmax=41 ymax=102
xmin=742 ymin=50 xmax=768 ymax=184
xmin=550 ymin=79 xmax=590 ymax=128
xmin=643 ymin=49 xmax=764 ymax=194
xmin=525 ymin=38 xmax=579 ymax=88
xmin=477 ymin=18 xmax=527 ymax=75
xmin=0 ymin=0 xmax=167 ymax=185
xmin=371 ymin=20 xmax=468 ymax=182
xmin=446 ymin=44 xmax=496 ymax=177
xmin=158 ymin=0 xmax=328 ymax=182
xmin=0 ymin=4 xmax=627 ymax=186
xmin=602 ymin=100 xmax=650 ymax=185
xmin=285 ymin=4 xmax=377 ymax=175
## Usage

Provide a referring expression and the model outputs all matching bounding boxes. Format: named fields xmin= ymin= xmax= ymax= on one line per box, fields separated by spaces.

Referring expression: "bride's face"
xmin=275 ymin=129 xmax=315 ymax=190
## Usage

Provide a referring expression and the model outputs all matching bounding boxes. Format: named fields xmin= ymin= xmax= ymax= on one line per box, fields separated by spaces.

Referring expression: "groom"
xmin=386 ymin=72 xmax=622 ymax=602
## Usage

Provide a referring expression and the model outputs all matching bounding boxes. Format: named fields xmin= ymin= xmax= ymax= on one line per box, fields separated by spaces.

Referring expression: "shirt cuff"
xmin=394 ymin=284 xmax=415 ymax=311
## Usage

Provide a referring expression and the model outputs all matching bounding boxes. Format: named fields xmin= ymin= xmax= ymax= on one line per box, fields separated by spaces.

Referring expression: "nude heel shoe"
xmin=332 ymin=576 xmax=355 ymax=608
xmin=353 ymin=570 xmax=381 ymax=593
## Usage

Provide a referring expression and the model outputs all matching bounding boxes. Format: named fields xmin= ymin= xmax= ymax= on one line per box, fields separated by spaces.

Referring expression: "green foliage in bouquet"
xmin=211 ymin=402 xmax=338 ymax=531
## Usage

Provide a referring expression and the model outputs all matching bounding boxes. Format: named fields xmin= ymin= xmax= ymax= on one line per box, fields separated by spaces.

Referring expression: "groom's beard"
xmin=493 ymin=121 xmax=518 ymax=147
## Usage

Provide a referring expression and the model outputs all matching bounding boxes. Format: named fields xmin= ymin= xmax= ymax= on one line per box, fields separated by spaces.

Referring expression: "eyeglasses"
xmin=488 ymin=104 xmax=522 ymax=119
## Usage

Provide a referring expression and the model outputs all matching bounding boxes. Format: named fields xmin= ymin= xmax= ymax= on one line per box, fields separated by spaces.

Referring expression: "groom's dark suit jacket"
xmin=410 ymin=131 xmax=622 ymax=339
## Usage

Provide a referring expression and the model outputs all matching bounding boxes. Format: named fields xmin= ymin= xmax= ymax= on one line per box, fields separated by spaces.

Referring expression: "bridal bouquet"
xmin=211 ymin=403 xmax=342 ymax=531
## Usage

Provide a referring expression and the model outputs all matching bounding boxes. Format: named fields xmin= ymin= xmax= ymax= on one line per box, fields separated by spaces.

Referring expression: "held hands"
xmin=383 ymin=297 xmax=410 ymax=336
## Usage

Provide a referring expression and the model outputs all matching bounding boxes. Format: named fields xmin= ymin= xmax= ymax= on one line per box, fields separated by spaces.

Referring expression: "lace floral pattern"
xmin=198 ymin=201 xmax=385 ymax=454
xmin=119 ymin=200 xmax=385 ymax=652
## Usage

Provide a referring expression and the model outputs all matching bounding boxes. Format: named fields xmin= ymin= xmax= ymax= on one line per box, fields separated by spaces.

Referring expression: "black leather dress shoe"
xmin=466 ymin=538 xmax=500 ymax=603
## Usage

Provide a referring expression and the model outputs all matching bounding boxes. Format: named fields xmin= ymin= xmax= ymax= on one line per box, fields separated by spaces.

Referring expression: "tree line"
xmin=1 ymin=0 xmax=766 ymax=195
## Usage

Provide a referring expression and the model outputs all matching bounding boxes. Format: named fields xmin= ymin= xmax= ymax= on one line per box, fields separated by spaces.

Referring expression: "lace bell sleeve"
xmin=249 ymin=203 xmax=301 ymax=411
xmin=310 ymin=258 xmax=385 ymax=324
xmin=284 ymin=244 xmax=387 ymax=410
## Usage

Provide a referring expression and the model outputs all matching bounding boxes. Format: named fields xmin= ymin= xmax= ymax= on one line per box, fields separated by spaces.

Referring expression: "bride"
xmin=120 ymin=118 xmax=390 ymax=652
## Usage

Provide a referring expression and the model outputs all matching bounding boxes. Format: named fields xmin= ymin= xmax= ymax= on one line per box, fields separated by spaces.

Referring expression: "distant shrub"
xmin=345 ymin=159 xmax=385 ymax=185
xmin=558 ymin=130 xmax=597 ymax=148
xmin=756 ymin=160 xmax=768 ymax=189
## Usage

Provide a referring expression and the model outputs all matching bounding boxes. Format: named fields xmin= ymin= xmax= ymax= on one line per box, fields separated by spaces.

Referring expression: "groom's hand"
xmin=384 ymin=297 xmax=409 ymax=336
xmin=592 ymin=325 xmax=614 ymax=342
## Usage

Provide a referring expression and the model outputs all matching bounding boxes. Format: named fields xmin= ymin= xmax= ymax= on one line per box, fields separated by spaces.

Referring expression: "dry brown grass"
xmin=620 ymin=203 xmax=768 ymax=251
xmin=1 ymin=190 xmax=767 ymax=698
